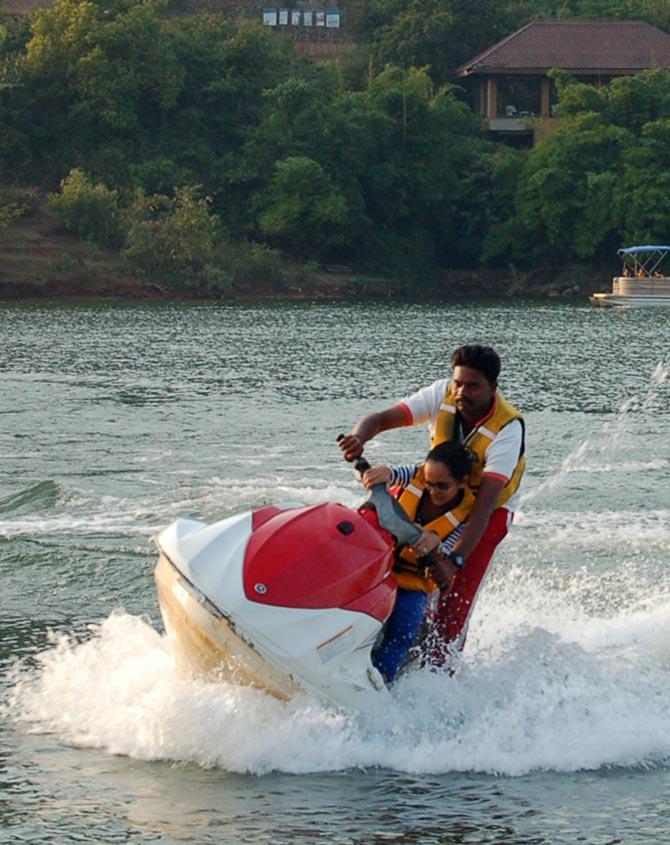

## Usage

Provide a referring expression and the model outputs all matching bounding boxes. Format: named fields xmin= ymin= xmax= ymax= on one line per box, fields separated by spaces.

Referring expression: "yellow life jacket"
xmin=431 ymin=386 xmax=525 ymax=509
xmin=393 ymin=466 xmax=475 ymax=593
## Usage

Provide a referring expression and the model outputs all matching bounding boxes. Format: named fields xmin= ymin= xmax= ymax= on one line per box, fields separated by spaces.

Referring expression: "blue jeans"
xmin=372 ymin=589 xmax=429 ymax=683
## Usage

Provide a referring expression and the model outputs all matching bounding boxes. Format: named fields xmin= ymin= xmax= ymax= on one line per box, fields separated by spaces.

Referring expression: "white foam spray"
xmin=6 ymin=567 xmax=670 ymax=778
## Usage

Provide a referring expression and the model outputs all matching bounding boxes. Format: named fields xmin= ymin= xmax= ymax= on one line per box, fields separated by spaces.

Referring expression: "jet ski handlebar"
xmin=353 ymin=455 xmax=372 ymax=475
xmin=336 ymin=435 xmax=440 ymax=571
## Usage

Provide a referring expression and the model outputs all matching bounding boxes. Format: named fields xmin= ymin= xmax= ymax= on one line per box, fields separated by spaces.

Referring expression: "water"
xmin=1 ymin=300 xmax=669 ymax=844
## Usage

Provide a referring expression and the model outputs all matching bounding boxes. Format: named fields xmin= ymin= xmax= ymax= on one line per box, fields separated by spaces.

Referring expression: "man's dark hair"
xmin=425 ymin=442 xmax=473 ymax=481
xmin=451 ymin=344 xmax=500 ymax=384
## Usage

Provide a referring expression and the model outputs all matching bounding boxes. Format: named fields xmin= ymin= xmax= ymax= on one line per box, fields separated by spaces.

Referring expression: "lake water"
xmin=1 ymin=300 xmax=669 ymax=844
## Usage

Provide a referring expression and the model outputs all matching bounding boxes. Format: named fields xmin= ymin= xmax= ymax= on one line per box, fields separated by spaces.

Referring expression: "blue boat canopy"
xmin=618 ymin=246 xmax=670 ymax=254
xmin=617 ymin=245 xmax=670 ymax=276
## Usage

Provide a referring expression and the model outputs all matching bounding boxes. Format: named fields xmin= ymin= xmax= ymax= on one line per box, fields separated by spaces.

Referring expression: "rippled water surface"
xmin=1 ymin=300 xmax=669 ymax=844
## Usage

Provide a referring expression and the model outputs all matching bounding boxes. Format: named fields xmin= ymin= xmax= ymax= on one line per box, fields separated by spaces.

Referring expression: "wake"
xmin=6 ymin=575 xmax=670 ymax=778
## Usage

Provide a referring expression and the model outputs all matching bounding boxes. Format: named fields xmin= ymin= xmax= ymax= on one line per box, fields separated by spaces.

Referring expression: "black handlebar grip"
xmin=354 ymin=456 xmax=371 ymax=474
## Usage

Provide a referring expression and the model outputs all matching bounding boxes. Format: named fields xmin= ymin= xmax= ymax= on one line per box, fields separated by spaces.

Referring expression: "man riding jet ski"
xmin=153 ymin=443 xmax=473 ymax=710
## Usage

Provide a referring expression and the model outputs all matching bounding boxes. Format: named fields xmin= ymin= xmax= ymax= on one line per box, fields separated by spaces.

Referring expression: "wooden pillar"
xmin=540 ymin=77 xmax=551 ymax=117
xmin=479 ymin=78 xmax=487 ymax=114
xmin=486 ymin=78 xmax=498 ymax=119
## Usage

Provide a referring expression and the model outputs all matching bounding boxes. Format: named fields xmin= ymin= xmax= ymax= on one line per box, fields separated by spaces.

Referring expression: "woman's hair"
xmin=425 ymin=442 xmax=473 ymax=481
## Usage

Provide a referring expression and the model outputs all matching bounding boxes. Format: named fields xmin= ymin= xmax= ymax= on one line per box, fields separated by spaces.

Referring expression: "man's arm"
xmin=338 ymin=405 xmax=410 ymax=461
xmin=429 ymin=475 xmax=506 ymax=590
xmin=339 ymin=379 xmax=447 ymax=461
xmin=451 ymin=475 xmax=506 ymax=558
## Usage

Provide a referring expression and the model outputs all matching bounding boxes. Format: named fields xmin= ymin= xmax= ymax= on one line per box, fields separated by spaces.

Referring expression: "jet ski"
xmin=153 ymin=453 xmax=434 ymax=709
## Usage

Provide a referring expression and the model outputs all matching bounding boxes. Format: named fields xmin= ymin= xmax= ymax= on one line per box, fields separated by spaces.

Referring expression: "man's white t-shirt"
xmin=398 ymin=378 xmax=524 ymax=511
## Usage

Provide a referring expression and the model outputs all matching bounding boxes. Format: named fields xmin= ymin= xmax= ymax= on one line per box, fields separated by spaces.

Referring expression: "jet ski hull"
xmin=155 ymin=552 xmax=301 ymax=700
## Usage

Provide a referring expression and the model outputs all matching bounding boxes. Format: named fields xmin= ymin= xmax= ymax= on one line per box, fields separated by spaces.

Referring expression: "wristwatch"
xmin=447 ymin=552 xmax=466 ymax=569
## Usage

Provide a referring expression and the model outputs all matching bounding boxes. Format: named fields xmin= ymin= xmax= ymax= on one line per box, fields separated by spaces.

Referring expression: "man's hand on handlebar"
xmin=411 ymin=532 xmax=458 ymax=591
xmin=338 ymin=433 xmax=364 ymax=462
xmin=427 ymin=552 xmax=458 ymax=592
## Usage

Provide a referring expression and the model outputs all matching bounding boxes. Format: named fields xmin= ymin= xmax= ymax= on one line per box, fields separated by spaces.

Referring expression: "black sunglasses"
xmin=424 ymin=479 xmax=456 ymax=491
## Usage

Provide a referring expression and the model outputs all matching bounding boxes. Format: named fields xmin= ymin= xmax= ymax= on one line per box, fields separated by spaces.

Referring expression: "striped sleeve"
xmin=388 ymin=464 xmax=420 ymax=488
xmin=438 ymin=525 xmax=462 ymax=555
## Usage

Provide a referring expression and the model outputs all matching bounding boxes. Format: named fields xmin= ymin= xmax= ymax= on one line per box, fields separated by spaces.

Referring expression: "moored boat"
xmin=590 ymin=245 xmax=670 ymax=307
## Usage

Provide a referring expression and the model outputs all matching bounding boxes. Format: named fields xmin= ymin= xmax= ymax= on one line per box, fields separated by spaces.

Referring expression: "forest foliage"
xmin=1 ymin=0 xmax=670 ymax=285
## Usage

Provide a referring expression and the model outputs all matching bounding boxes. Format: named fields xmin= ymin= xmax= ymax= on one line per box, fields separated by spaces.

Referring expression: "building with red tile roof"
xmin=456 ymin=20 xmax=670 ymax=145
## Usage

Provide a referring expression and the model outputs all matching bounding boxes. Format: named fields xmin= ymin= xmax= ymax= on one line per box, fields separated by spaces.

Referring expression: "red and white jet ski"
xmin=153 ymin=457 xmax=431 ymax=709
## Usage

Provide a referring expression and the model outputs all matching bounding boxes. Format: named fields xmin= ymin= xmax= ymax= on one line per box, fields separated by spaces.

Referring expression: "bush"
xmin=122 ymin=185 xmax=219 ymax=285
xmin=0 ymin=184 xmax=39 ymax=212
xmin=0 ymin=185 xmax=39 ymax=229
xmin=205 ymin=242 xmax=286 ymax=293
xmin=0 ymin=203 xmax=21 ymax=229
xmin=47 ymin=169 xmax=122 ymax=247
xmin=225 ymin=242 xmax=286 ymax=289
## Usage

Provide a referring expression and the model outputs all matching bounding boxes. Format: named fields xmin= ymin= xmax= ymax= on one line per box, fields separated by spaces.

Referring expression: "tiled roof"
xmin=456 ymin=20 xmax=670 ymax=76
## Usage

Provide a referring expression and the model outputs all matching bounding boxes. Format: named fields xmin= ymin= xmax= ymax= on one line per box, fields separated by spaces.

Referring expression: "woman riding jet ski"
xmin=153 ymin=443 xmax=474 ymax=710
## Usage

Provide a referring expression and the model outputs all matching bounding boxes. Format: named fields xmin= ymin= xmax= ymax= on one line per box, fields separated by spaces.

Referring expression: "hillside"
xmin=0 ymin=209 xmax=162 ymax=298
xmin=0 ymin=205 xmax=385 ymax=300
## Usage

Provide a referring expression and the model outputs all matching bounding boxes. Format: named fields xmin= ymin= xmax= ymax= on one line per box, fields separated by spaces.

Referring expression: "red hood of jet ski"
xmin=243 ymin=503 xmax=397 ymax=621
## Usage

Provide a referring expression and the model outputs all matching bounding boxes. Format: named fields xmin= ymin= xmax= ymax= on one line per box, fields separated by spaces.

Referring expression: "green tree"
xmin=242 ymin=63 xmax=488 ymax=273
xmin=485 ymin=113 xmax=631 ymax=262
xmin=550 ymin=69 xmax=608 ymax=118
xmin=604 ymin=70 xmax=670 ymax=131
xmin=356 ymin=0 xmax=520 ymax=85
xmin=258 ymin=156 xmax=351 ymax=259
xmin=235 ymin=71 xmax=365 ymax=247
xmin=0 ymin=202 xmax=21 ymax=229
xmin=572 ymin=0 xmax=670 ymax=28
xmin=13 ymin=0 xmax=183 ymax=178
xmin=161 ymin=18 xmax=295 ymax=190
xmin=613 ymin=119 xmax=670 ymax=244
xmin=484 ymin=70 xmax=670 ymax=266
xmin=356 ymin=66 xmax=486 ymax=271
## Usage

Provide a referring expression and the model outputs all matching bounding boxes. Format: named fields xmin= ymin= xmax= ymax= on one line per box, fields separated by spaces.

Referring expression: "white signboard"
xmin=315 ymin=11 xmax=325 ymax=26
xmin=326 ymin=12 xmax=340 ymax=27
xmin=303 ymin=10 xmax=313 ymax=25
xmin=278 ymin=8 xmax=288 ymax=24
xmin=263 ymin=8 xmax=277 ymax=25
xmin=291 ymin=9 xmax=300 ymax=25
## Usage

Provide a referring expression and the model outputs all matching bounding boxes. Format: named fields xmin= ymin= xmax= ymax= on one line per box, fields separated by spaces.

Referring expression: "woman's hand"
xmin=361 ymin=465 xmax=392 ymax=489
xmin=411 ymin=529 xmax=441 ymax=558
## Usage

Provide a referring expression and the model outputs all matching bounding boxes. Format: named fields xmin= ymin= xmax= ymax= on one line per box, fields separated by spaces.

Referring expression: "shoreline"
xmin=0 ymin=289 xmax=593 ymax=305
xmin=0 ymin=268 xmax=600 ymax=303
xmin=0 ymin=209 xmax=604 ymax=303
xmin=0 ymin=281 xmax=593 ymax=303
